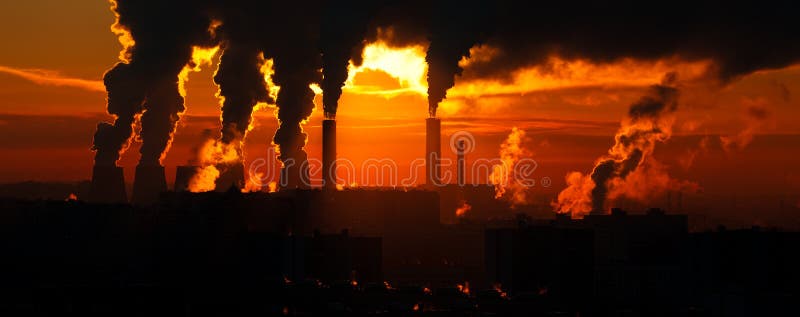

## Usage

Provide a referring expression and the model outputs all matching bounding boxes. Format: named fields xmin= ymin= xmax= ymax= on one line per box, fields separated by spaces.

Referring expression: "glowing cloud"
xmin=344 ymin=42 xmax=428 ymax=97
xmin=0 ymin=65 xmax=104 ymax=92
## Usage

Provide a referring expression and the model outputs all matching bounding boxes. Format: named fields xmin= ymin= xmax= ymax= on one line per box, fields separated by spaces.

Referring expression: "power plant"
xmin=88 ymin=165 xmax=127 ymax=204
xmin=86 ymin=112 xmax=502 ymax=211
xmin=215 ymin=162 xmax=245 ymax=192
xmin=131 ymin=165 xmax=167 ymax=204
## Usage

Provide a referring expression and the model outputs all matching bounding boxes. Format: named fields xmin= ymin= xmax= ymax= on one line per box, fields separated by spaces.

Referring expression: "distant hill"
xmin=0 ymin=181 xmax=90 ymax=201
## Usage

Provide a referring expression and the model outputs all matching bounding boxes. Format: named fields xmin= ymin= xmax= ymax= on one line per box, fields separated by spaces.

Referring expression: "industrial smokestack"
xmin=131 ymin=165 xmax=167 ymax=204
xmin=426 ymin=118 xmax=441 ymax=187
xmin=457 ymin=139 xmax=466 ymax=187
xmin=215 ymin=163 xmax=245 ymax=192
xmin=322 ymin=119 xmax=337 ymax=189
xmin=174 ymin=165 xmax=200 ymax=192
xmin=89 ymin=165 xmax=127 ymax=204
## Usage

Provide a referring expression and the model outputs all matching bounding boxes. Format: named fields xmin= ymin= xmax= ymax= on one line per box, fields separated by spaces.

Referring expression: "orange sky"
xmin=1 ymin=2 xmax=800 ymax=227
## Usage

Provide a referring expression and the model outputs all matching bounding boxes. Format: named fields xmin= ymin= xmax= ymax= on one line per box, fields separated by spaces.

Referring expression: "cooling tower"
xmin=280 ymin=163 xmax=310 ymax=190
xmin=89 ymin=165 xmax=127 ymax=204
xmin=174 ymin=165 xmax=200 ymax=192
xmin=322 ymin=119 xmax=337 ymax=189
xmin=216 ymin=162 xmax=245 ymax=192
xmin=131 ymin=165 xmax=167 ymax=204
xmin=426 ymin=118 xmax=441 ymax=187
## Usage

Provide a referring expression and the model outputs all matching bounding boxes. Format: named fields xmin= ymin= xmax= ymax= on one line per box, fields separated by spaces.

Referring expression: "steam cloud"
xmin=490 ymin=127 xmax=534 ymax=208
xmin=591 ymin=75 xmax=680 ymax=212
xmin=553 ymin=73 xmax=698 ymax=216
xmin=201 ymin=2 xmax=275 ymax=190
xmin=214 ymin=37 xmax=272 ymax=146
xmin=205 ymin=1 xmax=322 ymax=189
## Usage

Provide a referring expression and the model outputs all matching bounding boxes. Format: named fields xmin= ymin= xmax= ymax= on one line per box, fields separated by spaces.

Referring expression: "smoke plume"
xmin=215 ymin=43 xmax=272 ymax=145
xmin=553 ymin=73 xmax=698 ymax=216
xmin=263 ymin=2 xmax=323 ymax=188
xmin=92 ymin=0 xmax=217 ymax=167
xmin=191 ymin=1 xmax=322 ymax=189
xmin=192 ymin=10 xmax=275 ymax=190
xmin=425 ymin=0 xmax=493 ymax=117
xmin=320 ymin=2 xmax=380 ymax=119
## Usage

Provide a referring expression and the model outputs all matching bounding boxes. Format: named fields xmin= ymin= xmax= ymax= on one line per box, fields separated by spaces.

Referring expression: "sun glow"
xmin=344 ymin=42 xmax=428 ymax=97
xmin=109 ymin=0 xmax=135 ymax=62
xmin=453 ymin=49 xmax=712 ymax=98
xmin=438 ymin=51 xmax=713 ymax=116
xmin=179 ymin=46 xmax=220 ymax=97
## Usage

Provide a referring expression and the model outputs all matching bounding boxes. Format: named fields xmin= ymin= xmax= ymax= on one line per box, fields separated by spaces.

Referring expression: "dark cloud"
xmin=461 ymin=1 xmax=800 ymax=83
xmin=363 ymin=1 xmax=428 ymax=47
xmin=366 ymin=1 xmax=797 ymax=116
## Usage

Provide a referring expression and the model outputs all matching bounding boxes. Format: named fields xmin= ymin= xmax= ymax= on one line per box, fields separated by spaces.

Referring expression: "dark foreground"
xmin=1 ymin=194 xmax=799 ymax=316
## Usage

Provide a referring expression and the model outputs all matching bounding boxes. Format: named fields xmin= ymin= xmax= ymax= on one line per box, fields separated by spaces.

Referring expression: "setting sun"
xmin=345 ymin=41 xmax=428 ymax=97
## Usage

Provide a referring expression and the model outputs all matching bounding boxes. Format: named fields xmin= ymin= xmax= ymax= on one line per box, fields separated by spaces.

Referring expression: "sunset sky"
xmin=1 ymin=1 xmax=799 ymax=227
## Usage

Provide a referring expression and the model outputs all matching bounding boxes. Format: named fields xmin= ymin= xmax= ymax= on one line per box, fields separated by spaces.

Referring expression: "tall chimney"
xmin=174 ymin=165 xmax=199 ymax=192
xmin=426 ymin=118 xmax=441 ymax=187
xmin=89 ymin=165 xmax=127 ymax=204
xmin=457 ymin=140 xmax=466 ymax=187
xmin=131 ymin=165 xmax=167 ymax=204
xmin=322 ymin=119 xmax=337 ymax=189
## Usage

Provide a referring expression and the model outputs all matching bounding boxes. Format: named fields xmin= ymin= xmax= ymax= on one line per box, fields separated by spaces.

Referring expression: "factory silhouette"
xmin=3 ymin=121 xmax=799 ymax=315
